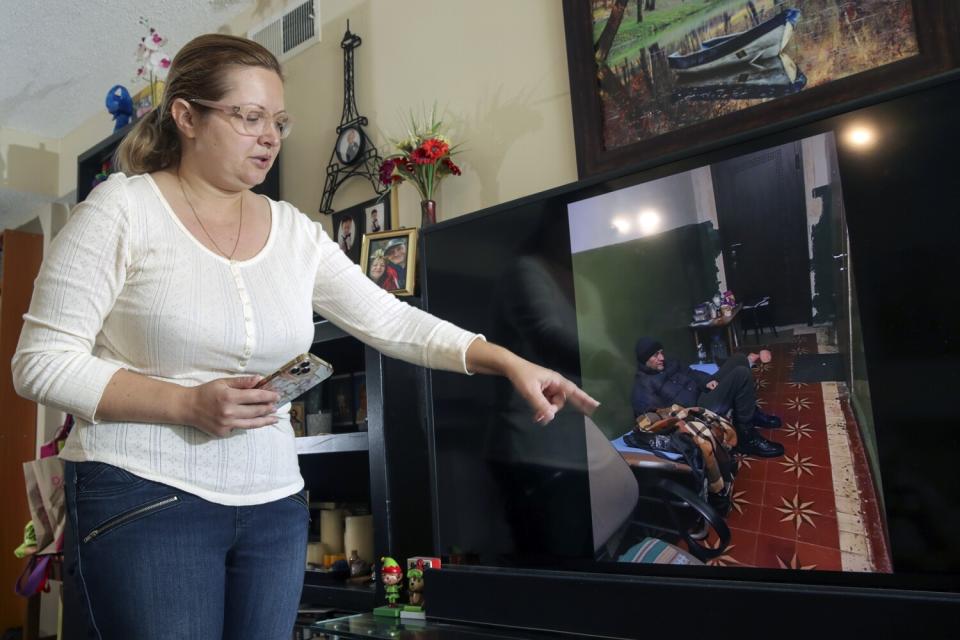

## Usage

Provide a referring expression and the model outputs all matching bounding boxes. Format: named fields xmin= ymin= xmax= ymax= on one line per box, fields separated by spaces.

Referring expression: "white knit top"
xmin=13 ymin=173 xmax=480 ymax=506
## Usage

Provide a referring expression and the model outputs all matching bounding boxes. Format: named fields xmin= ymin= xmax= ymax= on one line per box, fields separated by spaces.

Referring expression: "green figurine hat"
xmin=381 ymin=556 xmax=402 ymax=576
xmin=407 ymin=559 xmax=424 ymax=579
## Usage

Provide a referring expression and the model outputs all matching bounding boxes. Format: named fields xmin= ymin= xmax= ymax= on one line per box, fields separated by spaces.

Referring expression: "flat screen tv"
xmin=419 ymin=71 xmax=960 ymax=635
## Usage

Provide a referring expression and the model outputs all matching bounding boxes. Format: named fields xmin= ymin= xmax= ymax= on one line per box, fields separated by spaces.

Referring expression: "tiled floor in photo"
xmin=702 ymin=330 xmax=890 ymax=572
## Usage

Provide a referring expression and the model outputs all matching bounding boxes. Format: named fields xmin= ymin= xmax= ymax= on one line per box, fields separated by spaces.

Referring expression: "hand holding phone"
xmin=255 ymin=353 xmax=334 ymax=406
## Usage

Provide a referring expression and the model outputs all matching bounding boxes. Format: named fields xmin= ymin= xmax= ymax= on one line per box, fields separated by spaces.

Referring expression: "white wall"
xmin=801 ymin=133 xmax=832 ymax=320
xmin=231 ymin=0 xmax=578 ymax=233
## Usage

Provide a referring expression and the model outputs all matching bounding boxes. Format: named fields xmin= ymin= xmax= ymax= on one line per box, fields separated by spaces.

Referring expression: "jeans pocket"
xmin=285 ymin=490 xmax=309 ymax=510
xmin=76 ymin=462 xmax=146 ymax=497
xmin=82 ymin=494 xmax=181 ymax=544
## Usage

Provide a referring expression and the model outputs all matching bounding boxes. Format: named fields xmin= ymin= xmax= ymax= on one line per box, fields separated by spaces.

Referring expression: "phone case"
xmin=257 ymin=353 xmax=334 ymax=406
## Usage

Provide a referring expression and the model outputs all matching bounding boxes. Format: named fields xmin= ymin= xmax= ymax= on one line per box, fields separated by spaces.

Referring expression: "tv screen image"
xmin=567 ymin=131 xmax=884 ymax=572
xmin=421 ymin=73 xmax=960 ymax=597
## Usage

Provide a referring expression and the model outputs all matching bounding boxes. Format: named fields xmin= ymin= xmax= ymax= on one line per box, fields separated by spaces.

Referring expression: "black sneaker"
xmin=752 ymin=409 xmax=782 ymax=429
xmin=735 ymin=432 xmax=784 ymax=458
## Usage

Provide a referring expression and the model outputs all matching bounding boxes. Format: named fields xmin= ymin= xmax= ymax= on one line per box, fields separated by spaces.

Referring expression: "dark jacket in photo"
xmin=631 ymin=359 xmax=713 ymax=416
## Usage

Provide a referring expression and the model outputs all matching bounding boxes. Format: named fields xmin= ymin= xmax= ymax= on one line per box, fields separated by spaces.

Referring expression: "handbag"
xmin=15 ymin=415 xmax=73 ymax=597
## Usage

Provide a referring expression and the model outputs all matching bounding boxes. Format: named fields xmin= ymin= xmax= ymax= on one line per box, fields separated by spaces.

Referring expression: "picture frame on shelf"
xmin=353 ymin=372 xmax=367 ymax=431
xmin=562 ymin=0 xmax=960 ymax=177
xmin=332 ymin=195 xmax=392 ymax=265
xmin=290 ymin=400 xmax=306 ymax=437
xmin=360 ymin=228 xmax=418 ymax=296
xmin=132 ymin=81 xmax=165 ymax=120
xmin=406 ymin=556 xmax=441 ymax=572
xmin=364 ymin=201 xmax=388 ymax=234
xmin=328 ymin=373 xmax=354 ymax=428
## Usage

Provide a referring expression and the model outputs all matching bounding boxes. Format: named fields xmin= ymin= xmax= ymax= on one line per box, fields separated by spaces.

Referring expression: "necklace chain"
xmin=177 ymin=171 xmax=243 ymax=261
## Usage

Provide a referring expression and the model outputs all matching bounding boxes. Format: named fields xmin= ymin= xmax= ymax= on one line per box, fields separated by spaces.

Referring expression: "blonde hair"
xmin=116 ymin=34 xmax=283 ymax=174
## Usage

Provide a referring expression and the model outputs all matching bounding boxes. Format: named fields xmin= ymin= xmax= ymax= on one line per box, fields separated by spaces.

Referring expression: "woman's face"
xmin=370 ymin=257 xmax=386 ymax=280
xmin=190 ymin=66 xmax=285 ymax=190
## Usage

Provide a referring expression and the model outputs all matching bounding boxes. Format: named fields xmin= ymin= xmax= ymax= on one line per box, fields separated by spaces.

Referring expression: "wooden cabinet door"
xmin=0 ymin=229 xmax=43 ymax=631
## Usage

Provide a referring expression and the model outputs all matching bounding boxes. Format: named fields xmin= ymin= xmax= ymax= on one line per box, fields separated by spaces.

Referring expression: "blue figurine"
xmin=105 ymin=85 xmax=133 ymax=132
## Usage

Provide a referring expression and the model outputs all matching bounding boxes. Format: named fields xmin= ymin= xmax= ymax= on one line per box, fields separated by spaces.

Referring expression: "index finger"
xmin=559 ymin=381 xmax=600 ymax=416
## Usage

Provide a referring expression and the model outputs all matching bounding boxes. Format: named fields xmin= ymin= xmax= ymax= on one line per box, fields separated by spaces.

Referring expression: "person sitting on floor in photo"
xmin=631 ymin=336 xmax=784 ymax=458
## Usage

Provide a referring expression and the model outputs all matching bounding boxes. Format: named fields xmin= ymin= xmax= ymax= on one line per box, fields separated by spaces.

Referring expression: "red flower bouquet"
xmin=378 ymin=107 xmax=461 ymax=204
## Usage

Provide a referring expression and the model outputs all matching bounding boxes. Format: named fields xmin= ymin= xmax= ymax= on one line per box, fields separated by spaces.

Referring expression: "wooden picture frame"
xmin=359 ymin=228 xmax=418 ymax=296
xmin=328 ymin=373 xmax=354 ymax=428
xmin=562 ymin=0 xmax=960 ymax=178
xmin=132 ymin=81 xmax=165 ymax=119
xmin=352 ymin=372 xmax=367 ymax=430
xmin=290 ymin=400 xmax=306 ymax=437
xmin=332 ymin=195 xmax=392 ymax=264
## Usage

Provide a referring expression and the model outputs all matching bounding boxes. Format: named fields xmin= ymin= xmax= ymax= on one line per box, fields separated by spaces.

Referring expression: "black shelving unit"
xmin=75 ymin=122 xmax=281 ymax=202
xmin=76 ymin=123 xmax=134 ymax=202
xmin=298 ymin=303 xmax=434 ymax=612
xmin=301 ymin=575 xmax=376 ymax=611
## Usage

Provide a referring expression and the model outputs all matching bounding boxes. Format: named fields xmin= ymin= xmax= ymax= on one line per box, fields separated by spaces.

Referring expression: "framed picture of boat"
xmin=563 ymin=0 xmax=960 ymax=177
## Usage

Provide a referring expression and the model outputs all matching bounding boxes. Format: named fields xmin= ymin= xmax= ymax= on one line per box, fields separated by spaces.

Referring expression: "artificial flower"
xmin=378 ymin=106 xmax=462 ymax=202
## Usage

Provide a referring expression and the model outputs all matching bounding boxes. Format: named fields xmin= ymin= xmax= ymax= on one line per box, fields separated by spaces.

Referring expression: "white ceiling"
xmin=0 ymin=0 xmax=268 ymax=139
xmin=0 ymin=0 xmax=270 ymax=229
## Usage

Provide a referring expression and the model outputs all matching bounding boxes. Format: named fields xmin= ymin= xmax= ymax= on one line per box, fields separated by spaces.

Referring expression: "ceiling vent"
xmin=248 ymin=0 xmax=321 ymax=62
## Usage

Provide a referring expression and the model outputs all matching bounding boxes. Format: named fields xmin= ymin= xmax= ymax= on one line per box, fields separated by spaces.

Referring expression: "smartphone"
xmin=256 ymin=353 xmax=334 ymax=406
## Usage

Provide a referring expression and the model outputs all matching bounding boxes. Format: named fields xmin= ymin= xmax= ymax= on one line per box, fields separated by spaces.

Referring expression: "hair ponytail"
xmin=115 ymin=105 xmax=181 ymax=174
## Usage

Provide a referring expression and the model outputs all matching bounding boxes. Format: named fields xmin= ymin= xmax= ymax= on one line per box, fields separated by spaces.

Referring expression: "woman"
xmin=368 ymin=250 xmax=400 ymax=291
xmin=12 ymin=34 xmax=597 ymax=640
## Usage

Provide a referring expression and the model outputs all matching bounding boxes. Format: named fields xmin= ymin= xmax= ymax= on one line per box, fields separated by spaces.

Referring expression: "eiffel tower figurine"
xmin=319 ymin=22 xmax=386 ymax=214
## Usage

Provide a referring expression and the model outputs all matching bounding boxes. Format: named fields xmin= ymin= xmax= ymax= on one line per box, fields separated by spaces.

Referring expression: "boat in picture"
xmin=672 ymin=53 xmax=807 ymax=101
xmin=668 ymin=8 xmax=801 ymax=74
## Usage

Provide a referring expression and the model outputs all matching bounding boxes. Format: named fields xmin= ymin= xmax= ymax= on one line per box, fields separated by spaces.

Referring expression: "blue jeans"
xmin=62 ymin=461 xmax=309 ymax=640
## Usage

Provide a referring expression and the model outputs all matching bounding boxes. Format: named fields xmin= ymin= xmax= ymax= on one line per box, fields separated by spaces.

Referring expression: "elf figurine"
xmin=380 ymin=556 xmax=403 ymax=607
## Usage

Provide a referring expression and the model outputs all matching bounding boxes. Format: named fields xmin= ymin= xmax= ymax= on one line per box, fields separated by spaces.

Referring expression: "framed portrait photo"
xmin=332 ymin=195 xmax=392 ymax=265
xmin=327 ymin=373 xmax=354 ymax=428
xmin=359 ymin=228 xmax=418 ymax=296
xmin=335 ymin=125 xmax=366 ymax=165
xmin=352 ymin=372 xmax=367 ymax=430
xmin=290 ymin=400 xmax=306 ymax=437
xmin=562 ymin=0 xmax=960 ymax=177
xmin=132 ymin=81 xmax=165 ymax=119
xmin=364 ymin=200 xmax=389 ymax=234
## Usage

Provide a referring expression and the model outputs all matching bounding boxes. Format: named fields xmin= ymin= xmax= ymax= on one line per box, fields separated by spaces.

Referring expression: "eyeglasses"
xmin=188 ymin=98 xmax=293 ymax=139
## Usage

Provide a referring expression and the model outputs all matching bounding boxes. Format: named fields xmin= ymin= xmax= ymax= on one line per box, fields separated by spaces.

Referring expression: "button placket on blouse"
xmin=230 ymin=261 xmax=256 ymax=369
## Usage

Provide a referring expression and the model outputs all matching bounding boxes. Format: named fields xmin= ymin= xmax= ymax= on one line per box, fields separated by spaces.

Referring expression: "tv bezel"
xmin=417 ymin=69 xmax=960 ymax=625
